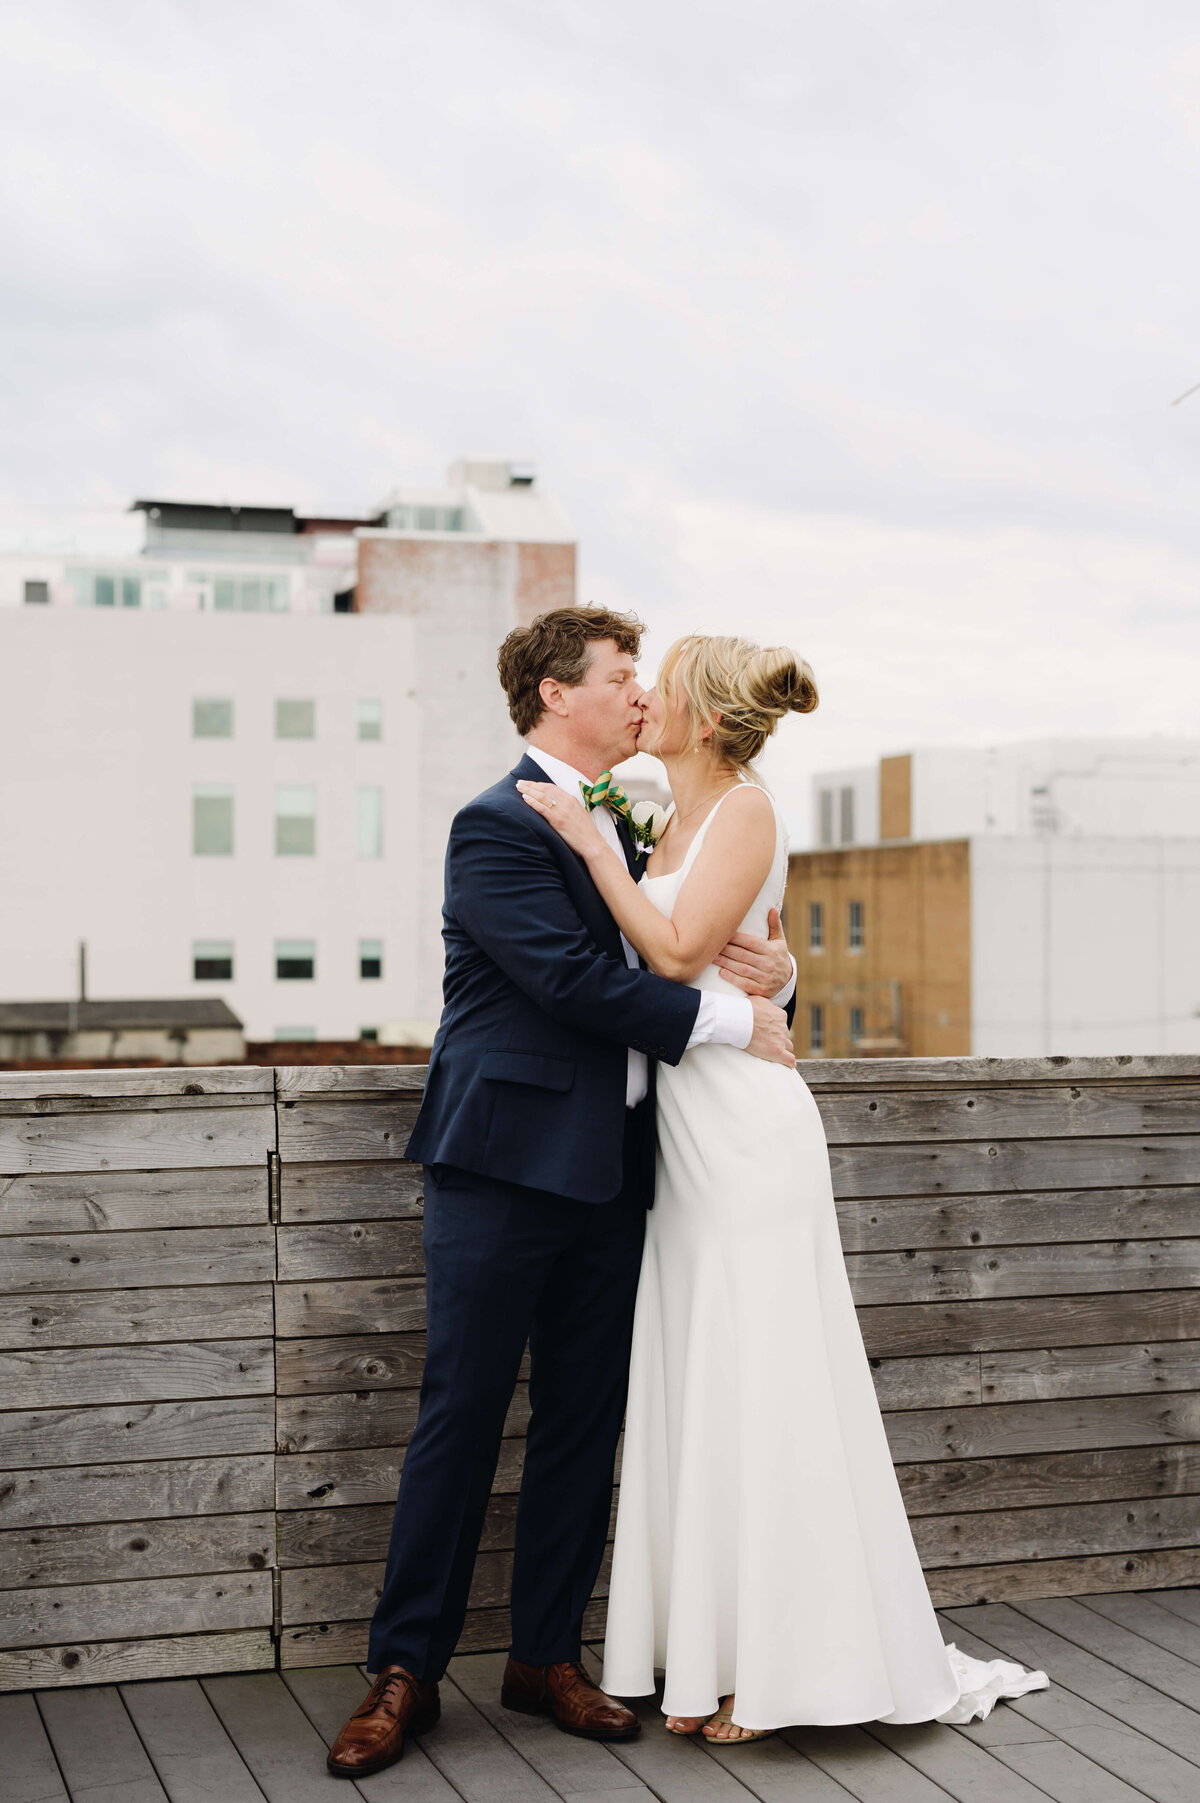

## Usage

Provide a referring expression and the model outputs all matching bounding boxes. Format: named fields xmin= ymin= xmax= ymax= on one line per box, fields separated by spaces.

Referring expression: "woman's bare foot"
xmin=702 ymin=1696 xmax=769 ymax=1742
xmin=665 ymin=1713 xmax=706 ymax=1735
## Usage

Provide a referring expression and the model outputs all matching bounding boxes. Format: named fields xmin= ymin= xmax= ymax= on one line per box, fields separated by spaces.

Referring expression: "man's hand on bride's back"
xmin=715 ymin=908 xmax=793 ymax=998
xmin=746 ymin=997 xmax=796 ymax=1068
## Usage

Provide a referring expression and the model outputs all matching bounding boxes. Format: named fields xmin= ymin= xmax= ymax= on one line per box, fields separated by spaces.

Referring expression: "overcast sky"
xmin=3 ymin=0 xmax=1200 ymax=832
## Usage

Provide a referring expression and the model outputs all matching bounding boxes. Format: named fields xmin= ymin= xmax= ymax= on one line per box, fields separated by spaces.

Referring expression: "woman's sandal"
xmin=701 ymin=1697 xmax=774 ymax=1744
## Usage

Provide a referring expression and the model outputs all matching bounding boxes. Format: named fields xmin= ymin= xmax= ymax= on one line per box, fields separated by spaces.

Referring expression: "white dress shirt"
xmin=525 ymin=747 xmax=795 ymax=1108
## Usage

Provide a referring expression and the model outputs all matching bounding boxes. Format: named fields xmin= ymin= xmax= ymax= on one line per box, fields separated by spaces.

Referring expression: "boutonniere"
xmin=629 ymin=800 xmax=671 ymax=857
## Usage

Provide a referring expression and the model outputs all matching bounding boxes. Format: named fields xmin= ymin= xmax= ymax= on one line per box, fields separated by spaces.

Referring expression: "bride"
xmin=517 ymin=633 xmax=1044 ymax=1743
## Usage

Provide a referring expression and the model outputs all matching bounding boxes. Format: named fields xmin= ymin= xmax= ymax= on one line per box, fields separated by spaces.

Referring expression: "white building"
xmin=793 ymin=739 xmax=1200 ymax=1058
xmin=0 ymin=458 xmax=576 ymax=1046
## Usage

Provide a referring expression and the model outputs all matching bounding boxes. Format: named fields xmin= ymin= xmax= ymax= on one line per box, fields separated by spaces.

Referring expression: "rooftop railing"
xmin=1 ymin=1056 xmax=1197 ymax=1692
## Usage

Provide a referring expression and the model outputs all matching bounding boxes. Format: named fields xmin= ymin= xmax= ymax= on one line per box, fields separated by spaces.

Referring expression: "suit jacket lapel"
xmin=614 ymin=812 xmax=643 ymax=878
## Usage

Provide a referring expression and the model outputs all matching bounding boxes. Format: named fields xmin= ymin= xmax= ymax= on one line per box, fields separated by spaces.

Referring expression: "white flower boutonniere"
xmin=629 ymin=800 xmax=671 ymax=856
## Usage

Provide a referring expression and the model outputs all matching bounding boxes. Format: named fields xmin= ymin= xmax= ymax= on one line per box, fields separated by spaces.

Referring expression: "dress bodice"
xmin=639 ymin=780 xmax=789 ymax=995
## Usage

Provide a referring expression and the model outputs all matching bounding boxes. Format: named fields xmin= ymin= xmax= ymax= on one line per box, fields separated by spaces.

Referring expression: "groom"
xmin=328 ymin=606 xmax=796 ymax=1777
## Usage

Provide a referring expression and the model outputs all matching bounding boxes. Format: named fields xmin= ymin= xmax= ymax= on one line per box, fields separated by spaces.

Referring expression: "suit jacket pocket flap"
xmin=480 ymin=1051 xmax=576 ymax=1092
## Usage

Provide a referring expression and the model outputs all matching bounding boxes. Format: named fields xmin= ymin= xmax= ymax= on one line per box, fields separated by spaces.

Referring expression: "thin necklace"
xmin=671 ymin=776 xmax=741 ymax=827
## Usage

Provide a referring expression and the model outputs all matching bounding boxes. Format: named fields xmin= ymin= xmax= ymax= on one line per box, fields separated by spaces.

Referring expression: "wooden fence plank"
xmin=276 ymin=1492 xmax=615 ymax=1568
xmin=928 ymin=1547 xmax=1200 ymax=1607
xmin=0 ymin=1692 xmax=70 ymax=1800
xmin=279 ymin=1159 xmax=423 ymax=1223
xmin=801 ymin=1055 xmax=1200 ymax=1087
xmin=896 ymin=1443 xmax=1200 ymax=1517
xmin=0 ymin=1511 xmax=275 ymax=1590
xmin=36 ymin=1683 xmax=169 ymax=1803
xmin=276 ymin=1331 xmax=429 ymax=1396
xmin=857 ymin=1291 xmax=1200 ymax=1357
xmin=883 ymin=1391 xmax=1200 ymax=1463
xmin=0 ymin=1284 xmax=274 ymax=1351
xmin=0 ymin=1398 xmax=275 ymax=1470
xmin=846 ymin=1240 xmax=1200 ymax=1305
xmin=0 ymin=1571 xmax=271 ymax=1648
xmin=275 ymin=1220 xmax=423 ymax=1283
xmin=0 ymin=1454 xmax=275 ymax=1530
xmin=982 ymin=1341 xmax=1200 ymax=1404
xmin=273 ymin=1278 xmax=425 ymax=1339
xmin=829 ymin=1136 xmax=1200 ymax=1200
xmin=0 ymin=1339 xmax=274 ymax=1408
xmin=0 ymin=1629 xmax=274 ymax=1694
xmin=4 ymin=1226 xmax=275 ymax=1293
xmin=120 ymin=1677 xmax=270 ymax=1803
xmin=278 ymin=1599 xmax=609 ymax=1669
xmin=816 ymin=1081 xmax=1200 ymax=1146
xmin=275 ymin=1385 xmax=531 ymax=1456
xmin=276 ymin=1065 xmax=428 ymax=1099
xmin=0 ymin=1165 xmax=267 ymax=1235
xmin=276 ymin=1098 xmax=422 ymax=1164
xmin=274 ymin=1439 xmax=528 ymax=1512
xmin=280 ymin=1546 xmax=611 ymax=1625
xmin=837 ymin=1186 xmax=1200 ymax=1253
xmin=0 ymin=1105 xmax=274 ymax=1175
xmin=0 ymin=1068 xmax=273 ymax=1103
xmin=912 ymin=1494 xmax=1198 ymax=1569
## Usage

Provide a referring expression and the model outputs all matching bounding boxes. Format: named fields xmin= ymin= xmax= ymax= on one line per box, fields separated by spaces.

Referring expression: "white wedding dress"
xmin=601 ymin=785 xmax=1047 ymax=1730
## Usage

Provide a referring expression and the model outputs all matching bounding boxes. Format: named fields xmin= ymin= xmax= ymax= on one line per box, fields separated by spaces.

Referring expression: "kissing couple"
xmin=328 ymin=606 xmax=1044 ymax=1777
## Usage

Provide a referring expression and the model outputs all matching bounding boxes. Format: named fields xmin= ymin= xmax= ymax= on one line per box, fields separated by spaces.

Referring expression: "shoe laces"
xmin=361 ymin=1669 xmax=413 ymax=1716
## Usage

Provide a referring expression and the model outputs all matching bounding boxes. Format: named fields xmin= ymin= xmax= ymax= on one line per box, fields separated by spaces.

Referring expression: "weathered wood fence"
xmin=1 ymin=1056 xmax=1197 ymax=1692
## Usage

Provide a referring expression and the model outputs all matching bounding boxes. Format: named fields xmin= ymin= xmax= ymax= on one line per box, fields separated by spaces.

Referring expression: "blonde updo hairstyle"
xmin=658 ymin=634 xmax=818 ymax=773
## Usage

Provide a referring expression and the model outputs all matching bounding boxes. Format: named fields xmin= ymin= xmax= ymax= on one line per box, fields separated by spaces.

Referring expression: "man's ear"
xmin=538 ymin=676 xmax=571 ymax=720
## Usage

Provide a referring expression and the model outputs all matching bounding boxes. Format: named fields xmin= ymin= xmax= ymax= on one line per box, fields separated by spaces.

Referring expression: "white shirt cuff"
xmin=687 ymin=991 xmax=754 ymax=1051
xmin=773 ymin=956 xmax=797 ymax=1009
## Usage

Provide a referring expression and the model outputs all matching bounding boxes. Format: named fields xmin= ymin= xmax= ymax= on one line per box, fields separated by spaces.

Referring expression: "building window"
xmin=808 ymin=901 xmax=824 ymax=951
xmin=193 ymin=940 xmax=234 ymax=980
xmin=275 ymin=786 xmax=316 ymax=856
xmin=193 ymin=698 xmax=234 ymax=738
xmin=75 ymin=571 xmax=142 ymax=608
xmin=386 ymin=504 xmax=466 ymax=532
xmin=275 ymin=1025 xmax=316 ymax=1041
xmin=275 ymin=698 xmax=315 ymax=739
xmin=849 ymin=1005 xmax=864 ymax=1044
xmin=357 ymin=786 xmax=384 ymax=859
xmin=193 ymin=786 xmax=234 ymax=856
xmin=359 ymin=938 xmax=383 ymax=979
xmin=360 ymin=1027 xmax=379 ymax=1043
xmin=276 ymin=940 xmax=315 ymax=980
xmin=809 ymin=1004 xmax=824 ymax=1053
xmin=839 ymin=786 xmax=855 ymax=845
xmin=213 ymin=576 xmax=288 ymax=613
xmin=357 ymin=698 xmax=383 ymax=741
xmin=848 ymin=900 xmax=864 ymax=950
xmin=24 ymin=580 xmax=49 ymax=605
xmin=818 ymin=789 xmax=834 ymax=847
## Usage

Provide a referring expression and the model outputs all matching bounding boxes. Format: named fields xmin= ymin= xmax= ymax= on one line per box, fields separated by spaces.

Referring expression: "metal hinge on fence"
xmin=267 ymin=1150 xmax=281 ymax=1223
xmin=271 ymin=1567 xmax=283 ymax=1642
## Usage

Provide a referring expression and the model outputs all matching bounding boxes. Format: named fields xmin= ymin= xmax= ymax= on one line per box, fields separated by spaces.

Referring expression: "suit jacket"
xmin=406 ymin=754 xmax=702 ymax=1204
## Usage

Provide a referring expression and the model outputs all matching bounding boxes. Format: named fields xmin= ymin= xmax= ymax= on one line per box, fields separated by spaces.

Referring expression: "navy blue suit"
xmin=368 ymin=755 xmax=703 ymax=1678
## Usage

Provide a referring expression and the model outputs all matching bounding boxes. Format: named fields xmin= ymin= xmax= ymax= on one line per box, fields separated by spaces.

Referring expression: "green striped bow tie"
xmin=580 ymin=770 xmax=633 ymax=825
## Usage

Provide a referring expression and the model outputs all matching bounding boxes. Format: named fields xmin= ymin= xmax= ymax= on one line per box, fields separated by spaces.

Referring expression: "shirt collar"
xmin=524 ymin=745 xmax=590 ymax=797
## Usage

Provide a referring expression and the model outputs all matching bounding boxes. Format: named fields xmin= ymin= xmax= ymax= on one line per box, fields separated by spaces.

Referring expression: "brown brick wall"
xmin=785 ymin=839 xmax=971 ymax=1058
xmin=516 ymin=541 xmax=576 ymax=623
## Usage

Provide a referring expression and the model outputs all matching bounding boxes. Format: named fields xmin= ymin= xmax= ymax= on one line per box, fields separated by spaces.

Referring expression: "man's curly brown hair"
xmin=497 ymin=606 xmax=645 ymax=737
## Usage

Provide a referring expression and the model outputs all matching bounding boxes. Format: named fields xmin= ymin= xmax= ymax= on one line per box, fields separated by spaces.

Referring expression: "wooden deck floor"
xmin=4 ymin=1591 xmax=1200 ymax=1802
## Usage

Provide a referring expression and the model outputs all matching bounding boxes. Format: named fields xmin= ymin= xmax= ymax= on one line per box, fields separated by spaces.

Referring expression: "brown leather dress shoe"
xmin=326 ymin=1665 xmax=440 ymax=1778
xmin=501 ymin=1657 xmax=640 ymax=1740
